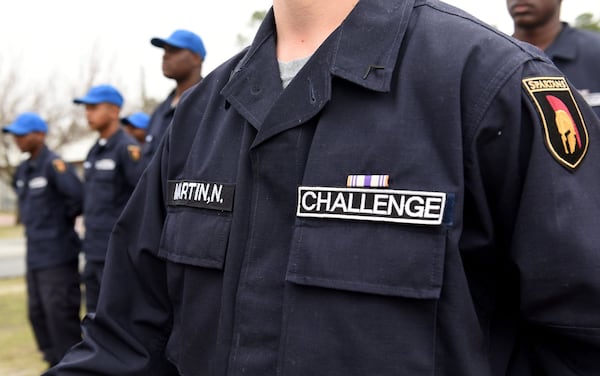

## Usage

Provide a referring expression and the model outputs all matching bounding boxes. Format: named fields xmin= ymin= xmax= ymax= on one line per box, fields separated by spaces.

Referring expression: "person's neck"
xmin=273 ymin=0 xmax=359 ymax=61
xmin=29 ymin=143 xmax=44 ymax=160
xmin=513 ymin=19 xmax=563 ymax=51
xmin=98 ymin=121 xmax=120 ymax=140
xmin=172 ymin=75 xmax=202 ymax=106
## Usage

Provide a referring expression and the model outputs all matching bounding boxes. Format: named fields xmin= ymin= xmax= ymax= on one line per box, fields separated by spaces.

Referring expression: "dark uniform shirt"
xmin=49 ymin=1 xmax=600 ymax=375
xmin=13 ymin=145 xmax=82 ymax=270
xmin=140 ymin=91 xmax=176 ymax=168
xmin=546 ymin=23 xmax=600 ymax=116
xmin=82 ymin=128 xmax=141 ymax=261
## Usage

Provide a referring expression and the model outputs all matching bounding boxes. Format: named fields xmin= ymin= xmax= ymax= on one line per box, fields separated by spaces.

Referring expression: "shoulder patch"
xmin=523 ymin=77 xmax=589 ymax=170
xmin=127 ymin=145 xmax=141 ymax=161
xmin=52 ymin=159 xmax=67 ymax=173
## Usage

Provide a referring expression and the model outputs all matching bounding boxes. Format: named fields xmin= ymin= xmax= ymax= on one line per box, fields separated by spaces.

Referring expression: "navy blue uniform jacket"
xmin=140 ymin=91 xmax=176 ymax=169
xmin=82 ymin=128 xmax=142 ymax=261
xmin=13 ymin=145 xmax=82 ymax=270
xmin=545 ymin=23 xmax=600 ymax=117
xmin=49 ymin=1 xmax=600 ymax=375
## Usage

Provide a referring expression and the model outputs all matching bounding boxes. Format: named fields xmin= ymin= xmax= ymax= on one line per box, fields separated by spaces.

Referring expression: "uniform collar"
xmin=26 ymin=144 xmax=49 ymax=171
xmin=331 ymin=0 xmax=415 ymax=92
xmin=220 ymin=15 xmax=282 ymax=129
xmin=96 ymin=128 xmax=125 ymax=150
xmin=222 ymin=0 xmax=415 ymax=132
xmin=545 ymin=23 xmax=577 ymax=62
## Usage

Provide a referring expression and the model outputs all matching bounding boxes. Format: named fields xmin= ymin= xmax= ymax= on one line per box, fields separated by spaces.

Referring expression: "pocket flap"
xmin=287 ymin=220 xmax=446 ymax=299
xmin=159 ymin=209 xmax=231 ymax=269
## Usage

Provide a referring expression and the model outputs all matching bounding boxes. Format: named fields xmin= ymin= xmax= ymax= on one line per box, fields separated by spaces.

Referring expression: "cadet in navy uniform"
xmin=73 ymin=85 xmax=142 ymax=314
xmin=3 ymin=113 xmax=82 ymax=368
xmin=47 ymin=0 xmax=600 ymax=375
xmin=141 ymin=29 xmax=206 ymax=167
xmin=508 ymin=0 xmax=600 ymax=116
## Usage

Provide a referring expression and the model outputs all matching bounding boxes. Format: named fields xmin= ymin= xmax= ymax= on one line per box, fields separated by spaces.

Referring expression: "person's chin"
xmin=513 ymin=16 xmax=539 ymax=28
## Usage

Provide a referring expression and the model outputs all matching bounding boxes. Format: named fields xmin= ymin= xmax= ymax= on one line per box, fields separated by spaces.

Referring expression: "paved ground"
xmin=0 ymin=213 xmax=25 ymax=278
xmin=0 ymin=238 xmax=25 ymax=278
xmin=0 ymin=213 xmax=87 ymax=278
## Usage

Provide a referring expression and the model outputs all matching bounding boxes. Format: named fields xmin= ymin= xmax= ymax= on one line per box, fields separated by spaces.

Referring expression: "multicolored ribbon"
xmin=346 ymin=174 xmax=390 ymax=188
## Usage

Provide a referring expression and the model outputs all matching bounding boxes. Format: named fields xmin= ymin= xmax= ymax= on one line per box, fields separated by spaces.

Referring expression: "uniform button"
xmin=251 ymin=86 xmax=262 ymax=95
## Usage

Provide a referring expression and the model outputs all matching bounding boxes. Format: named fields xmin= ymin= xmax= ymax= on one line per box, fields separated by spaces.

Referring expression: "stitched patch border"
xmin=297 ymin=186 xmax=446 ymax=225
xmin=523 ymin=76 xmax=588 ymax=170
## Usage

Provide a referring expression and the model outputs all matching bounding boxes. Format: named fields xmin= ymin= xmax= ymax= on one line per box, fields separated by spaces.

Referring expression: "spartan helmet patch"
xmin=523 ymin=77 xmax=589 ymax=170
xmin=52 ymin=159 xmax=67 ymax=173
xmin=128 ymin=145 xmax=141 ymax=161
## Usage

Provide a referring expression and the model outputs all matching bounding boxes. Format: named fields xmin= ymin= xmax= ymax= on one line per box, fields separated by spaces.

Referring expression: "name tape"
xmin=297 ymin=186 xmax=446 ymax=225
xmin=167 ymin=180 xmax=235 ymax=212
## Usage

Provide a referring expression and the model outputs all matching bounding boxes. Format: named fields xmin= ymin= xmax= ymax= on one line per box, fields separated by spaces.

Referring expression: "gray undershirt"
xmin=278 ymin=55 xmax=312 ymax=89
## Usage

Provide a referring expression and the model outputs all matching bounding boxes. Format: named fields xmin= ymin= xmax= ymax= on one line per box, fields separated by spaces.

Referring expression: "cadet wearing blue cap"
xmin=121 ymin=111 xmax=150 ymax=144
xmin=141 ymin=29 xmax=206 ymax=168
xmin=508 ymin=0 xmax=600 ymax=117
xmin=3 ymin=112 xmax=82 ymax=368
xmin=73 ymin=84 xmax=143 ymax=314
xmin=47 ymin=0 xmax=600 ymax=375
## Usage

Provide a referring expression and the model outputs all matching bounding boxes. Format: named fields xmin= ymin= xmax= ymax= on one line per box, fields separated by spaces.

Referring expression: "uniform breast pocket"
xmin=23 ymin=188 xmax=50 ymax=227
xmin=280 ymin=219 xmax=446 ymax=376
xmin=158 ymin=208 xmax=231 ymax=269
xmin=90 ymin=170 xmax=117 ymax=203
xmin=159 ymin=208 xmax=232 ymax=370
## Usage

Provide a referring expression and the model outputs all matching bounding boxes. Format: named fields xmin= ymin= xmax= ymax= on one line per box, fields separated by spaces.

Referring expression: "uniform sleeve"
xmin=466 ymin=59 xmax=600 ymax=374
xmin=44 ymin=135 xmax=178 ymax=375
xmin=120 ymin=141 xmax=144 ymax=188
xmin=48 ymin=158 xmax=83 ymax=220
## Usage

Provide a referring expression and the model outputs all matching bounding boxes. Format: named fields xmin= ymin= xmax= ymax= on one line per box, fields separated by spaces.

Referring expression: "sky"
xmin=0 ymin=0 xmax=598 ymax=113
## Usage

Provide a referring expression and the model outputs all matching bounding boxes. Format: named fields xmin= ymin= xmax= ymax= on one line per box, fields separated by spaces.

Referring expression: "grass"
xmin=0 ymin=216 xmax=47 ymax=374
xmin=0 ymin=277 xmax=48 ymax=375
xmin=0 ymin=211 xmax=22 ymax=239
xmin=0 ymin=219 xmax=87 ymax=375
xmin=0 ymin=225 xmax=23 ymax=239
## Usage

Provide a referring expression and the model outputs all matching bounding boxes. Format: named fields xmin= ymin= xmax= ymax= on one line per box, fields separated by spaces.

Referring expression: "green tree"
xmin=574 ymin=12 xmax=600 ymax=32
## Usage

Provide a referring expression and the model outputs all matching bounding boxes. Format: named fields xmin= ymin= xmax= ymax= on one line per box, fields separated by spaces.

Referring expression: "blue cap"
xmin=73 ymin=84 xmax=124 ymax=108
xmin=151 ymin=29 xmax=206 ymax=60
xmin=2 ymin=112 xmax=48 ymax=135
xmin=121 ymin=112 xmax=150 ymax=129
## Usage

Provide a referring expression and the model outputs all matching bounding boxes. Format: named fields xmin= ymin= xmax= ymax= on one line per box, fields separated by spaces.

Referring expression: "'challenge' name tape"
xmin=297 ymin=186 xmax=446 ymax=225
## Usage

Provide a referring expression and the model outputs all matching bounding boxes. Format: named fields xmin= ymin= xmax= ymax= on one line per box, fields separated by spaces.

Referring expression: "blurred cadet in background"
xmin=73 ymin=84 xmax=142 ymax=313
xmin=507 ymin=0 xmax=600 ymax=116
xmin=2 ymin=112 xmax=82 ymax=368
xmin=121 ymin=111 xmax=150 ymax=145
xmin=142 ymin=29 xmax=206 ymax=167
